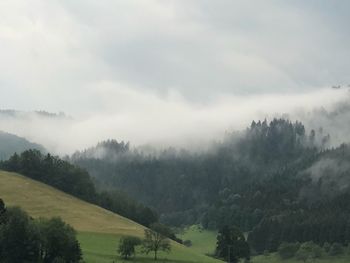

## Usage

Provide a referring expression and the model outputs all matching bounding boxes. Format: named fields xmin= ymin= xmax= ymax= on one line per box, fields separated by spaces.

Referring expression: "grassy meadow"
xmin=78 ymin=232 xmax=223 ymax=263
xmin=179 ymin=225 xmax=217 ymax=256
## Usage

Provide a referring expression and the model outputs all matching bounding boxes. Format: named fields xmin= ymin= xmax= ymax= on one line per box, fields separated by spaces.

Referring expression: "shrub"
xmin=183 ymin=240 xmax=192 ymax=247
xmin=329 ymin=243 xmax=343 ymax=256
xmin=295 ymin=241 xmax=322 ymax=262
xmin=278 ymin=242 xmax=300 ymax=259
xmin=323 ymin=242 xmax=331 ymax=253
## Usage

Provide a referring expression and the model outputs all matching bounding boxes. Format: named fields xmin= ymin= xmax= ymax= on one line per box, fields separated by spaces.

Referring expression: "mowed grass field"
xmin=179 ymin=225 xmax=217 ymax=256
xmin=0 ymin=171 xmax=222 ymax=263
xmin=78 ymin=232 xmax=222 ymax=263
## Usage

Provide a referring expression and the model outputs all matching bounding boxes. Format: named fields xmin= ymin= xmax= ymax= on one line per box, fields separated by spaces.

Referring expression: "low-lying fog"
xmin=0 ymin=88 xmax=349 ymax=155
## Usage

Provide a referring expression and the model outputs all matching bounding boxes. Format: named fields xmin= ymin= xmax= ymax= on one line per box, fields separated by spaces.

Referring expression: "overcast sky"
xmin=0 ymin=1 xmax=350 ymax=152
xmin=1 ymin=0 xmax=349 ymax=113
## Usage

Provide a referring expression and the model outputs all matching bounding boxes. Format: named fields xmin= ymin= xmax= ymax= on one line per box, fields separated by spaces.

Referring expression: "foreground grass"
xmin=252 ymin=253 xmax=350 ymax=263
xmin=78 ymin=232 xmax=223 ymax=263
xmin=0 ymin=171 xmax=222 ymax=263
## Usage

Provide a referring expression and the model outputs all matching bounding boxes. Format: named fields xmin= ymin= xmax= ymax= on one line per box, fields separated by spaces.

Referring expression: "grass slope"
xmin=0 ymin=171 xmax=222 ymax=263
xmin=179 ymin=225 xmax=217 ymax=256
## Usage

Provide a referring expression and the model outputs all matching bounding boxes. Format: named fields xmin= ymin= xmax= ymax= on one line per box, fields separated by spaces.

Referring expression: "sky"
xmin=0 ymin=0 xmax=350 ymax=153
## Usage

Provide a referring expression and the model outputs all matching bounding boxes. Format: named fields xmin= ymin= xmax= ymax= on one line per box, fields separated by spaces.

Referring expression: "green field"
xmin=179 ymin=225 xmax=217 ymax=256
xmin=78 ymin=232 xmax=224 ymax=263
xmin=252 ymin=253 xmax=350 ymax=263
xmin=0 ymin=171 xmax=222 ymax=263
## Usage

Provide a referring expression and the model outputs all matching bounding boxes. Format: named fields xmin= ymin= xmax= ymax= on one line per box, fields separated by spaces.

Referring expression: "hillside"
xmin=0 ymin=131 xmax=46 ymax=160
xmin=0 ymin=170 xmax=222 ymax=263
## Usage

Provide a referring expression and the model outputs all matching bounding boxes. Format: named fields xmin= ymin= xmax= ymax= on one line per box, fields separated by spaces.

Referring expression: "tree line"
xmin=276 ymin=240 xmax=349 ymax=262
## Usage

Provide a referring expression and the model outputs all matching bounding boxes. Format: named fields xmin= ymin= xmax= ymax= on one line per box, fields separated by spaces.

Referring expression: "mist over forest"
xmin=0 ymin=88 xmax=349 ymax=155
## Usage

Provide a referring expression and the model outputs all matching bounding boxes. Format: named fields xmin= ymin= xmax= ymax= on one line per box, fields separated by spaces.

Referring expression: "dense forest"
xmin=70 ymin=118 xmax=350 ymax=253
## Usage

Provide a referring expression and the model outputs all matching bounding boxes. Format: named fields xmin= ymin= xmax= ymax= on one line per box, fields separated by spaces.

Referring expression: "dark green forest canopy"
xmin=71 ymin=118 xmax=323 ymax=217
xmin=70 ymin=118 xmax=350 ymax=253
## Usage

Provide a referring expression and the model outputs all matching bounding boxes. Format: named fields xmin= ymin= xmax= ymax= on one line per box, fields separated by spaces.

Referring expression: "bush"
xmin=329 ymin=243 xmax=343 ymax=256
xmin=183 ymin=240 xmax=192 ymax=247
xmin=312 ymin=243 xmax=323 ymax=259
xmin=323 ymin=242 xmax=331 ymax=253
xmin=346 ymin=243 xmax=350 ymax=255
xmin=278 ymin=242 xmax=300 ymax=259
xmin=295 ymin=242 xmax=322 ymax=262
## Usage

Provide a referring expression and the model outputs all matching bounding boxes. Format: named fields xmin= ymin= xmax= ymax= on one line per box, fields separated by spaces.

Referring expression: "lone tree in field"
xmin=215 ymin=225 xmax=250 ymax=263
xmin=142 ymin=223 xmax=171 ymax=260
xmin=118 ymin=236 xmax=141 ymax=259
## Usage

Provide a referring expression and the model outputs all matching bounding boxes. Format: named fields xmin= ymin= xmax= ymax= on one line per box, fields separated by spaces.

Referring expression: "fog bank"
xmin=0 ymin=88 xmax=348 ymax=155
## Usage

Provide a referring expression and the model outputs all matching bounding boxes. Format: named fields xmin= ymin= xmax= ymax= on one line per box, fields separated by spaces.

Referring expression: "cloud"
xmin=0 ymin=87 xmax=347 ymax=155
xmin=0 ymin=0 xmax=350 ymax=113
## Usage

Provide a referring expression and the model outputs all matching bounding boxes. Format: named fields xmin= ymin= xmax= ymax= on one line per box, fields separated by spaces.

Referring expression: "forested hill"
xmin=0 ymin=150 xmax=158 ymax=227
xmin=0 ymin=131 xmax=46 ymax=160
xmin=70 ymin=119 xmax=327 ymax=217
xmin=70 ymin=118 xmax=350 ymax=253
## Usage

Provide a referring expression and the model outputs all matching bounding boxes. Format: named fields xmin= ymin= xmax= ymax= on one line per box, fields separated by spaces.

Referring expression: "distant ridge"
xmin=0 ymin=109 xmax=72 ymax=120
xmin=0 ymin=131 xmax=46 ymax=160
